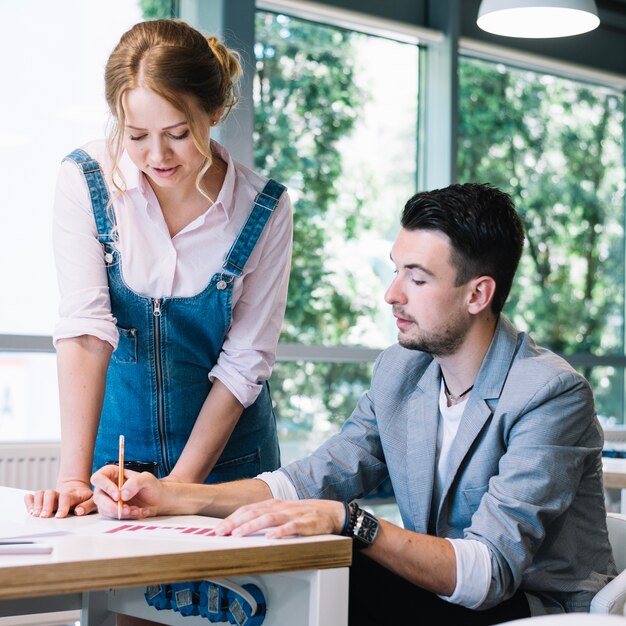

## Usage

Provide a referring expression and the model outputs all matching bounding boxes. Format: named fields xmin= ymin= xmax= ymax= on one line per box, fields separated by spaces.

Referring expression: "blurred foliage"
xmin=254 ymin=13 xmax=373 ymax=431
xmin=458 ymin=57 xmax=625 ymax=421
xmin=254 ymin=12 xmax=370 ymax=345
xmin=141 ymin=0 xmax=177 ymax=19
xmin=253 ymin=14 xmax=626 ymax=431
xmin=272 ymin=361 xmax=372 ymax=462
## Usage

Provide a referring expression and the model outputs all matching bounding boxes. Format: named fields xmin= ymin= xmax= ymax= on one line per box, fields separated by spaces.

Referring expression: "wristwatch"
xmin=341 ymin=501 xmax=380 ymax=548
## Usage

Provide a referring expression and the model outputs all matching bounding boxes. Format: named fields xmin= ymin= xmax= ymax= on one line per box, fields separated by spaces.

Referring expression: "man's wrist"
xmin=340 ymin=501 xmax=351 ymax=535
xmin=340 ymin=501 xmax=380 ymax=548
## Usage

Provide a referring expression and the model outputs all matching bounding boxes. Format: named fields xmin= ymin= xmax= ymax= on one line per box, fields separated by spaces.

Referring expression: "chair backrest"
xmin=500 ymin=614 xmax=626 ymax=624
xmin=586 ymin=512 xmax=626 ymax=614
xmin=607 ymin=512 xmax=626 ymax=573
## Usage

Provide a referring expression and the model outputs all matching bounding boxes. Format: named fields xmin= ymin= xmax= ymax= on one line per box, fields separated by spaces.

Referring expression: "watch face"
xmin=355 ymin=510 xmax=379 ymax=544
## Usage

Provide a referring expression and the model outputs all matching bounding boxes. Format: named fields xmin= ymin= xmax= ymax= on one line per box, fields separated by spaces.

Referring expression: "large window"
xmin=2 ymin=1 xmax=626 ymax=454
xmin=253 ymin=10 xmax=420 ymax=462
xmin=254 ymin=8 xmax=626 ymax=449
xmin=458 ymin=56 xmax=626 ymax=426
xmin=0 ymin=0 xmax=170 ymax=442
xmin=1 ymin=0 xmax=146 ymax=336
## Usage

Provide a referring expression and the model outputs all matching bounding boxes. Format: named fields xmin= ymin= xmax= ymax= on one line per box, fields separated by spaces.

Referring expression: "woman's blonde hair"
xmin=104 ymin=19 xmax=241 ymax=199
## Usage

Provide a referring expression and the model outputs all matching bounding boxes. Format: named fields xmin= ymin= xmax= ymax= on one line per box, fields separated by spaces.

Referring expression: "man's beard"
xmin=395 ymin=309 xmax=468 ymax=357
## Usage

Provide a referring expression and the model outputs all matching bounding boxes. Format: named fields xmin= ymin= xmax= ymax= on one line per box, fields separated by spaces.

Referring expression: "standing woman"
xmin=27 ymin=19 xmax=292 ymax=518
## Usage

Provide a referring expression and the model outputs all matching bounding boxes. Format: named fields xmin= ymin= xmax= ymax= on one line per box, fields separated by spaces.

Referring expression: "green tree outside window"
xmin=459 ymin=57 xmax=626 ymax=423
xmin=253 ymin=11 xmax=419 ymax=457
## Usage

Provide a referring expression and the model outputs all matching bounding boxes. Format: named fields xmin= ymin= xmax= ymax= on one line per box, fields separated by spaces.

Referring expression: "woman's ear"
xmin=467 ymin=275 xmax=496 ymax=315
xmin=211 ymin=107 xmax=225 ymax=126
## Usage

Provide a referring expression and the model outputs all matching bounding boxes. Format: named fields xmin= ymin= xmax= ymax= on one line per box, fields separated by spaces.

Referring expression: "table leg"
xmin=306 ymin=567 xmax=349 ymax=626
xmin=82 ymin=590 xmax=115 ymax=626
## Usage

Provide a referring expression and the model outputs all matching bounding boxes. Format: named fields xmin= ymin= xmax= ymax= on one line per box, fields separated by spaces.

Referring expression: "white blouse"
xmin=53 ymin=138 xmax=293 ymax=407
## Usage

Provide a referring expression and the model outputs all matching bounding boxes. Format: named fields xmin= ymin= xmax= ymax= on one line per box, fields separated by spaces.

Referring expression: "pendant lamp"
xmin=477 ymin=0 xmax=600 ymax=38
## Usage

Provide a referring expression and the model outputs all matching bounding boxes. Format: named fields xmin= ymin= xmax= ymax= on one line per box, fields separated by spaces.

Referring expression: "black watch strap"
xmin=340 ymin=501 xmax=379 ymax=548
xmin=341 ymin=501 xmax=358 ymax=536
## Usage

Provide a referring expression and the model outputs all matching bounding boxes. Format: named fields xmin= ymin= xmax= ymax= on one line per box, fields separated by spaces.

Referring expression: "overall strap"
xmin=63 ymin=148 xmax=116 ymax=243
xmin=222 ymin=179 xmax=286 ymax=276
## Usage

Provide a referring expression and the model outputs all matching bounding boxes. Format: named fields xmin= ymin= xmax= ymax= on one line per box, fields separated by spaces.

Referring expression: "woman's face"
xmin=121 ymin=87 xmax=210 ymax=194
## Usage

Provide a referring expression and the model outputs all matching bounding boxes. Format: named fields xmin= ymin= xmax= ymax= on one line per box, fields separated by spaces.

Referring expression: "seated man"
xmin=91 ymin=182 xmax=615 ymax=625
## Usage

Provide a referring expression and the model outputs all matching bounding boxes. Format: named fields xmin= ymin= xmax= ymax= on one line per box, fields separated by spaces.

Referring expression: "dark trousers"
xmin=348 ymin=549 xmax=531 ymax=625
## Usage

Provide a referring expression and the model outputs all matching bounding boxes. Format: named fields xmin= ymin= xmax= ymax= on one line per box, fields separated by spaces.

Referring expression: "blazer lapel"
xmin=406 ymin=359 xmax=442 ymax=532
xmin=437 ymin=317 xmax=520 ymax=523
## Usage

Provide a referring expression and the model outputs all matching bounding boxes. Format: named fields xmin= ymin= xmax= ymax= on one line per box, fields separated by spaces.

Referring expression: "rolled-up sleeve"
xmin=52 ymin=158 xmax=118 ymax=349
xmin=209 ymin=191 xmax=293 ymax=407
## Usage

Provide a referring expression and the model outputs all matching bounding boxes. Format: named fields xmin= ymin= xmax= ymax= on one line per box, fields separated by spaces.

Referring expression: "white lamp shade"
xmin=477 ymin=0 xmax=600 ymax=38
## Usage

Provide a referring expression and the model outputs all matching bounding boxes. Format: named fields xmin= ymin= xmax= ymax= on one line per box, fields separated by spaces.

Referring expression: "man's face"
xmin=384 ymin=228 xmax=472 ymax=356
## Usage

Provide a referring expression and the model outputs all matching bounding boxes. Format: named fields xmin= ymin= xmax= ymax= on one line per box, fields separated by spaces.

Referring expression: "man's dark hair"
xmin=401 ymin=183 xmax=525 ymax=315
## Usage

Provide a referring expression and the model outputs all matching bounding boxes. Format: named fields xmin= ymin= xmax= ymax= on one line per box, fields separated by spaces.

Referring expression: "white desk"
xmin=0 ymin=486 xmax=352 ymax=626
xmin=603 ymin=458 xmax=626 ymax=514
xmin=602 ymin=458 xmax=626 ymax=490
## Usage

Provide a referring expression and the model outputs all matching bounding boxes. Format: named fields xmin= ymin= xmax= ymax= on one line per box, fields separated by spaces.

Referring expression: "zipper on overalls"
xmin=152 ymin=298 xmax=170 ymax=474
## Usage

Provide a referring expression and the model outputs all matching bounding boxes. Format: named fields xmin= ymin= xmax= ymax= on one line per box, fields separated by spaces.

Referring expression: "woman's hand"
xmin=24 ymin=479 xmax=96 ymax=518
xmin=91 ymin=464 xmax=165 ymax=519
xmin=214 ymin=498 xmax=346 ymax=539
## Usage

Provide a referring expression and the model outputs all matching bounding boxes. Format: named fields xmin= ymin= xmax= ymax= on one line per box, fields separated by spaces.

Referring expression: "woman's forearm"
xmin=169 ymin=378 xmax=244 ymax=483
xmin=56 ymin=335 xmax=112 ymax=484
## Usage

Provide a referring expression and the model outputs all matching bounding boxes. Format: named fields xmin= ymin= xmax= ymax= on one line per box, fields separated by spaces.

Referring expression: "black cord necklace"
xmin=442 ymin=378 xmax=474 ymax=404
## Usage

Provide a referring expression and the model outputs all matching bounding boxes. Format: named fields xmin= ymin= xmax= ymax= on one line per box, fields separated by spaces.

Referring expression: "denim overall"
xmin=64 ymin=148 xmax=284 ymax=483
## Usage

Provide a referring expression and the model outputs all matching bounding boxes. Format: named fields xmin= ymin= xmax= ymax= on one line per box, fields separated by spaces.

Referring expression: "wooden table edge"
xmin=0 ymin=538 xmax=353 ymax=600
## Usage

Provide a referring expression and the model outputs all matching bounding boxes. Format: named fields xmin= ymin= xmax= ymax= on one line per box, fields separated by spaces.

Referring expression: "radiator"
xmin=0 ymin=441 xmax=60 ymax=491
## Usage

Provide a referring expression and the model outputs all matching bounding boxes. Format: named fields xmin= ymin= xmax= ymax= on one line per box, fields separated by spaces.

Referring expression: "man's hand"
xmin=91 ymin=464 xmax=165 ymax=519
xmin=214 ymin=498 xmax=346 ymax=539
xmin=25 ymin=480 xmax=96 ymax=518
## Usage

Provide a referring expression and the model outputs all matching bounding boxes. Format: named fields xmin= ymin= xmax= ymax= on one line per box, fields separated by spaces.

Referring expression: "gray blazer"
xmin=281 ymin=315 xmax=615 ymax=613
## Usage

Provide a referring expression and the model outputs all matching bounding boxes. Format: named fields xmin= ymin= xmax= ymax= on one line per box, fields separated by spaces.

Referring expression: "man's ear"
xmin=467 ymin=275 xmax=496 ymax=314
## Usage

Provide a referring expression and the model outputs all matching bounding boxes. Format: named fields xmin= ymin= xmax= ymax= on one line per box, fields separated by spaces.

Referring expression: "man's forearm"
xmin=366 ymin=519 xmax=457 ymax=596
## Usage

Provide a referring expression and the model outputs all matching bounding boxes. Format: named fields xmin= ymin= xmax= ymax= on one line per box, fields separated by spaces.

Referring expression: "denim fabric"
xmin=64 ymin=148 xmax=284 ymax=483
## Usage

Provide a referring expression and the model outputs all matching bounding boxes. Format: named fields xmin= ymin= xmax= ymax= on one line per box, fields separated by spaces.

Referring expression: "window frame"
xmin=2 ymin=0 xmax=626 ymax=431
